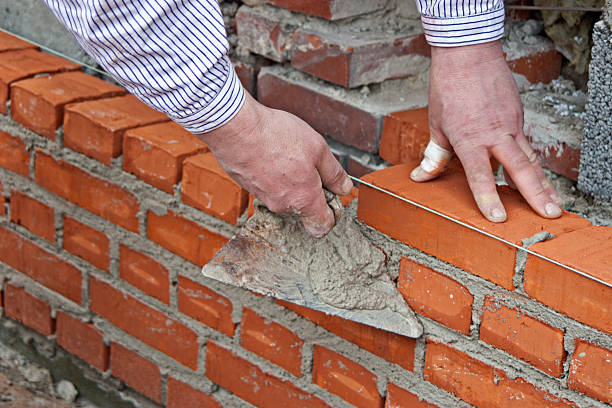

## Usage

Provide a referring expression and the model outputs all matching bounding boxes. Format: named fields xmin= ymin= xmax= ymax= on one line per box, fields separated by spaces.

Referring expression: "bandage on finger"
xmin=410 ymin=139 xmax=453 ymax=182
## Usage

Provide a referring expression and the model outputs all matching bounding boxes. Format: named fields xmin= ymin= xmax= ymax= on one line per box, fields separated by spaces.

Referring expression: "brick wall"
xmin=0 ymin=7 xmax=610 ymax=408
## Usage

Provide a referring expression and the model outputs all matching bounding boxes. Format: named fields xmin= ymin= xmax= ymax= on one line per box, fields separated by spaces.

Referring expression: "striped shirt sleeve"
xmin=42 ymin=0 xmax=245 ymax=134
xmin=415 ymin=0 xmax=505 ymax=47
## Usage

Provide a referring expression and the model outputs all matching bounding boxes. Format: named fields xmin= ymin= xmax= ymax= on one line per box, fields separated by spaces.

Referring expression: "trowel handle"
xmin=323 ymin=189 xmax=344 ymax=226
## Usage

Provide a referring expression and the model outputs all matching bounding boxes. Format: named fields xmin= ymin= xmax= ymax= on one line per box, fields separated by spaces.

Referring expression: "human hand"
xmin=196 ymin=93 xmax=353 ymax=237
xmin=411 ymin=40 xmax=562 ymax=222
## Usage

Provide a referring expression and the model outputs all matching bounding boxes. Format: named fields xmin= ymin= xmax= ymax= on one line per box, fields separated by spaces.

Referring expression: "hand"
xmin=411 ymin=40 xmax=562 ymax=222
xmin=196 ymin=93 xmax=353 ymax=237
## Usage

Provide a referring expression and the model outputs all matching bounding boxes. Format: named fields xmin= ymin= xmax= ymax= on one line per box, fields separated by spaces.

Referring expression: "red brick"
xmin=397 ymin=258 xmax=473 ymax=334
xmin=10 ymin=191 xmax=55 ymax=242
xmin=357 ymin=164 xmax=591 ymax=289
xmin=568 ymin=340 xmax=612 ymax=404
xmin=63 ymin=216 xmax=110 ymax=271
xmin=424 ymin=341 xmax=576 ymax=408
xmin=236 ymin=8 xmax=294 ymax=63
xmin=181 ymin=152 xmax=248 ymax=224
xmin=0 ymin=182 xmax=5 ymax=215
xmin=119 ymin=245 xmax=169 ymax=304
xmin=0 ymin=32 xmax=37 ymax=52
xmin=524 ymin=226 xmax=612 ymax=334
xmin=339 ymin=186 xmax=359 ymax=207
xmin=348 ymin=159 xmax=374 ymax=178
xmin=240 ymin=307 xmax=303 ymax=376
xmin=110 ymin=343 xmax=162 ymax=403
xmin=177 ymin=276 xmax=234 ymax=337
xmin=0 ymin=49 xmax=80 ymax=114
xmin=0 ymin=131 xmax=29 ymax=177
xmin=147 ymin=210 xmax=228 ymax=266
xmin=265 ymin=0 xmax=386 ymax=20
xmin=167 ymin=377 xmax=222 ymax=408
xmin=206 ymin=341 xmax=329 ymax=408
xmin=385 ymin=383 xmax=439 ymax=408
xmin=506 ymin=48 xmax=562 ymax=85
xmin=277 ymin=300 xmax=415 ymax=371
xmin=3 ymin=283 xmax=54 ymax=336
xmin=232 ymin=59 xmax=256 ymax=95
xmin=123 ymin=121 xmax=207 ymax=194
xmin=480 ymin=296 xmax=565 ymax=376
xmin=56 ymin=311 xmax=108 ymax=371
xmin=313 ymin=346 xmax=382 ymax=408
xmin=379 ymin=108 xmax=429 ymax=165
xmin=10 ymin=72 xmax=125 ymax=140
xmin=90 ymin=277 xmax=198 ymax=369
xmin=530 ymin=140 xmax=580 ymax=181
xmin=35 ymin=151 xmax=139 ymax=232
xmin=0 ymin=226 xmax=82 ymax=303
xmin=64 ymin=95 xmax=168 ymax=164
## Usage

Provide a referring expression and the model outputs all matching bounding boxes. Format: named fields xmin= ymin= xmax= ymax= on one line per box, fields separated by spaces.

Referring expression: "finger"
xmin=503 ymin=167 xmax=518 ymax=190
xmin=317 ymin=147 xmax=353 ymax=196
xmin=299 ymin=189 xmax=335 ymax=238
xmin=411 ymin=138 xmax=453 ymax=182
xmin=455 ymin=145 xmax=507 ymax=222
xmin=491 ymin=135 xmax=561 ymax=218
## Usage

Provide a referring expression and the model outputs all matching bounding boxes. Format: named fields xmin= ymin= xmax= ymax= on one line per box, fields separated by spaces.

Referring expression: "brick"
xmin=167 ymin=377 xmax=222 ymax=408
xmin=397 ymin=258 xmax=473 ymax=334
xmin=236 ymin=7 xmax=294 ymax=62
xmin=265 ymin=0 xmax=387 ymax=20
xmin=424 ymin=341 xmax=576 ymax=408
xmin=348 ymin=159 xmax=374 ymax=178
xmin=90 ymin=277 xmax=198 ymax=369
xmin=56 ymin=311 xmax=108 ymax=371
xmin=339 ymin=186 xmax=359 ymax=207
xmin=147 ymin=210 xmax=228 ymax=266
xmin=63 ymin=216 xmax=110 ymax=271
xmin=0 ymin=182 xmax=5 ymax=215
xmin=35 ymin=151 xmax=140 ymax=232
xmin=10 ymin=72 xmax=125 ymax=139
xmin=524 ymin=226 xmax=612 ymax=334
xmin=312 ymin=346 xmax=382 ymax=408
xmin=530 ymin=140 xmax=580 ymax=181
xmin=181 ymin=152 xmax=249 ymax=224
xmin=0 ymin=49 xmax=80 ymax=114
xmin=119 ymin=245 xmax=169 ymax=305
xmin=568 ymin=340 xmax=612 ymax=404
xmin=277 ymin=299 xmax=415 ymax=371
xmin=4 ymin=283 xmax=54 ymax=336
xmin=206 ymin=341 xmax=328 ymax=408
xmin=506 ymin=47 xmax=562 ymax=85
xmin=480 ymin=297 xmax=565 ymax=376
xmin=357 ymin=164 xmax=591 ymax=289
xmin=0 ymin=131 xmax=29 ymax=177
xmin=64 ymin=95 xmax=168 ymax=164
xmin=241 ymin=307 xmax=303 ymax=376
xmin=10 ymin=191 xmax=55 ymax=242
xmin=232 ymin=59 xmax=256 ymax=95
xmin=177 ymin=276 xmax=234 ymax=337
xmin=385 ymin=383 xmax=439 ymax=408
xmin=110 ymin=343 xmax=162 ymax=403
xmin=123 ymin=121 xmax=207 ymax=194
xmin=0 ymin=32 xmax=37 ymax=52
xmin=0 ymin=226 xmax=82 ymax=303
xmin=379 ymin=108 xmax=429 ymax=165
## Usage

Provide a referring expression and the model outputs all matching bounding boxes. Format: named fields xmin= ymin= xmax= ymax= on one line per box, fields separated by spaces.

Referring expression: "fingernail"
xmin=410 ymin=166 xmax=426 ymax=181
xmin=341 ymin=177 xmax=353 ymax=195
xmin=490 ymin=208 xmax=506 ymax=222
xmin=551 ymin=194 xmax=563 ymax=206
xmin=545 ymin=202 xmax=561 ymax=217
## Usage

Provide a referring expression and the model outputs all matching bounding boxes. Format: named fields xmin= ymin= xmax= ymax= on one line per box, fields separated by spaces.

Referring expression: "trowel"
xmin=201 ymin=191 xmax=423 ymax=338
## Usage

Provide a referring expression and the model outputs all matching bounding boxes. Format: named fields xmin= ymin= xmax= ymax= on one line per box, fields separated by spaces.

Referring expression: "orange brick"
xmin=63 ymin=216 xmax=109 ymax=271
xmin=123 ymin=122 xmax=207 ymax=193
xmin=10 ymin=191 xmax=55 ymax=242
xmin=35 ymin=150 xmax=139 ymax=232
xmin=0 ymin=49 xmax=80 ymax=114
xmin=568 ymin=340 xmax=612 ymax=404
xmin=524 ymin=226 xmax=612 ymax=334
xmin=0 ymin=32 xmax=37 ymax=52
xmin=313 ymin=346 xmax=382 ymax=408
xmin=206 ymin=341 xmax=328 ymax=408
xmin=119 ymin=245 xmax=169 ymax=304
xmin=480 ymin=296 xmax=565 ymax=376
xmin=0 ymin=131 xmax=29 ymax=177
xmin=277 ymin=300 xmax=415 ymax=371
xmin=64 ymin=95 xmax=168 ymax=164
xmin=424 ymin=341 xmax=576 ymax=408
xmin=379 ymin=108 xmax=429 ymax=165
xmin=385 ymin=383 xmax=439 ymax=408
xmin=398 ymin=258 xmax=473 ymax=334
xmin=181 ymin=152 xmax=248 ymax=225
xmin=339 ymin=187 xmax=359 ymax=207
xmin=241 ymin=307 xmax=303 ymax=376
xmin=506 ymin=48 xmax=562 ymax=85
xmin=56 ymin=311 xmax=108 ymax=371
xmin=357 ymin=164 xmax=591 ymax=289
xmin=110 ymin=343 xmax=162 ymax=404
xmin=10 ymin=72 xmax=125 ymax=140
xmin=4 ymin=283 xmax=54 ymax=336
xmin=147 ymin=210 xmax=228 ymax=266
xmin=177 ymin=276 xmax=234 ymax=337
xmin=0 ymin=226 xmax=82 ymax=303
xmin=90 ymin=277 xmax=198 ymax=369
xmin=167 ymin=377 xmax=222 ymax=408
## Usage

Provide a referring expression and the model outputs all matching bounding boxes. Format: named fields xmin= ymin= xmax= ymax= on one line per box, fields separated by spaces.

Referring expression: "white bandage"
xmin=420 ymin=139 xmax=452 ymax=173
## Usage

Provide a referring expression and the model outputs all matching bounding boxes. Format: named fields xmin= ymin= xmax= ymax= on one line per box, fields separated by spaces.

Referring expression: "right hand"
xmin=196 ymin=93 xmax=353 ymax=238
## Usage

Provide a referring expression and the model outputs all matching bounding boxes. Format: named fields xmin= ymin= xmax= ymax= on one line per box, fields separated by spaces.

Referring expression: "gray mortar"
xmin=578 ymin=20 xmax=612 ymax=200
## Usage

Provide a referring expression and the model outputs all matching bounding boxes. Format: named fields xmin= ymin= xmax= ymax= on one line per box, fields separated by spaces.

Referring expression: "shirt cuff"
xmin=421 ymin=6 xmax=505 ymax=47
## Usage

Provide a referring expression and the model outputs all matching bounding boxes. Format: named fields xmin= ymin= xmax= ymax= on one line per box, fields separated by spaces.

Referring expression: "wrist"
xmin=431 ymin=40 xmax=505 ymax=70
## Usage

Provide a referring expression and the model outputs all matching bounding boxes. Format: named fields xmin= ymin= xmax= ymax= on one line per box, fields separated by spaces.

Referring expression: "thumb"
xmin=316 ymin=147 xmax=353 ymax=196
xmin=411 ymin=129 xmax=453 ymax=182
